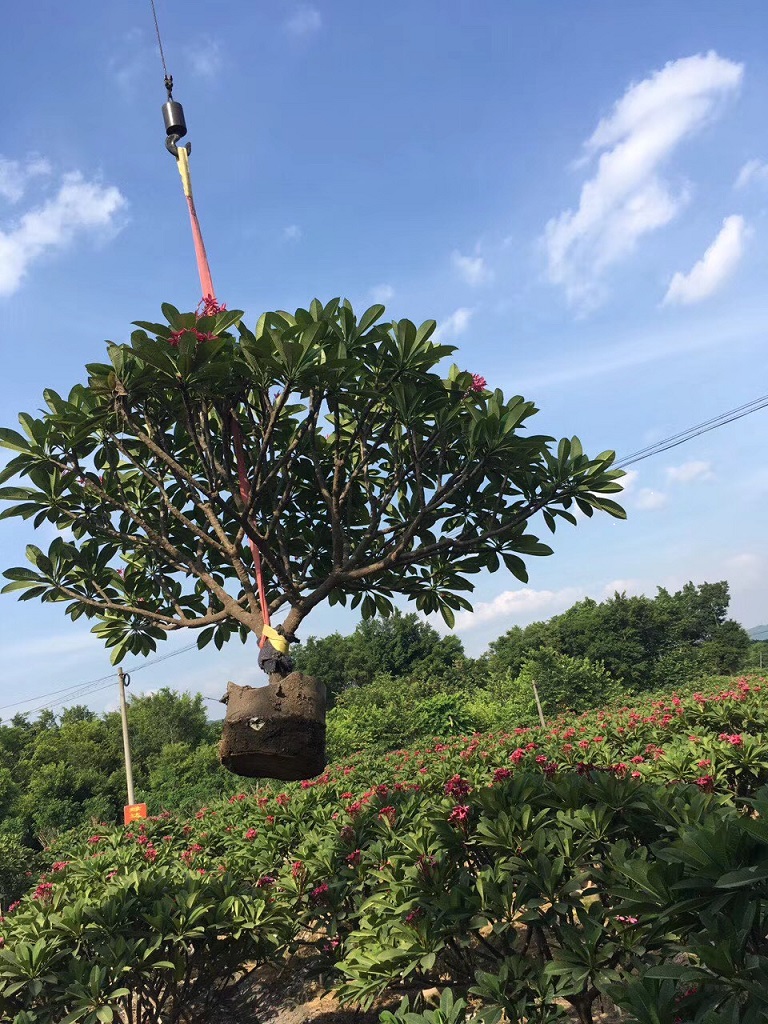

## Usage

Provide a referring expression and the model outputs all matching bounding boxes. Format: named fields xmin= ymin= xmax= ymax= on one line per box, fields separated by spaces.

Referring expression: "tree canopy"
xmin=486 ymin=580 xmax=751 ymax=690
xmin=0 ymin=299 xmax=625 ymax=664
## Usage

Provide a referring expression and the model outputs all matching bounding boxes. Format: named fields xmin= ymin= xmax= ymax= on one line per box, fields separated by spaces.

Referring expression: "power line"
xmin=21 ymin=681 xmax=118 ymax=719
xmin=0 ymin=640 xmax=200 ymax=717
xmin=616 ymin=392 xmax=768 ymax=469
xmin=127 ymin=640 xmax=198 ymax=674
xmin=0 ymin=670 xmax=117 ymax=712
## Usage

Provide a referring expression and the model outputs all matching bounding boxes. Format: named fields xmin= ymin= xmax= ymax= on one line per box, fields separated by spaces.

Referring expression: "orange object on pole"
xmin=124 ymin=803 xmax=148 ymax=826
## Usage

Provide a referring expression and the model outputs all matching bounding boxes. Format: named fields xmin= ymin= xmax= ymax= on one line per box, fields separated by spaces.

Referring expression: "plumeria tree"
xmin=0 ymin=298 xmax=625 ymax=668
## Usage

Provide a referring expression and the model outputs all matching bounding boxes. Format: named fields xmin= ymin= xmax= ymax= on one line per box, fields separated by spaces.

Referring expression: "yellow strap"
xmin=262 ymin=624 xmax=289 ymax=654
xmin=176 ymin=145 xmax=193 ymax=198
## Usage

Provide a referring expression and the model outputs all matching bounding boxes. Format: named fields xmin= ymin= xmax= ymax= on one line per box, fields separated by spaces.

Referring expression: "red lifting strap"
xmin=174 ymin=147 xmax=271 ymax=641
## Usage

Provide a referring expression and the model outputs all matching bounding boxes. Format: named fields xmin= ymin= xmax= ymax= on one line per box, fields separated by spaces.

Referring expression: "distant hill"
xmin=749 ymin=625 xmax=768 ymax=641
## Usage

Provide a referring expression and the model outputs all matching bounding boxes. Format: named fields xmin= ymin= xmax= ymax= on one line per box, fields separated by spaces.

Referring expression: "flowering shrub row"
xmin=0 ymin=676 xmax=766 ymax=1023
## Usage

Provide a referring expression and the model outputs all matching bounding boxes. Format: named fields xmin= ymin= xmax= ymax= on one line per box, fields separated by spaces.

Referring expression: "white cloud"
xmin=0 ymin=157 xmax=51 ymax=203
xmin=636 ymin=488 xmax=667 ymax=510
xmin=452 ymin=250 xmax=491 ymax=286
xmin=665 ymin=459 xmax=713 ymax=483
xmin=543 ymin=52 xmax=743 ymax=308
xmin=0 ymin=172 xmax=126 ymax=296
xmin=663 ymin=215 xmax=747 ymax=305
xmin=618 ymin=469 xmax=639 ymax=493
xmin=455 ymin=586 xmax=585 ymax=631
xmin=284 ymin=5 xmax=322 ymax=37
xmin=282 ymin=224 xmax=302 ymax=241
xmin=107 ymin=29 xmax=149 ymax=95
xmin=370 ymin=283 xmax=395 ymax=303
xmin=438 ymin=307 xmax=473 ymax=338
xmin=735 ymin=158 xmax=768 ymax=189
xmin=453 ymin=578 xmax=645 ymax=632
xmin=188 ymin=41 xmax=224 ymax=79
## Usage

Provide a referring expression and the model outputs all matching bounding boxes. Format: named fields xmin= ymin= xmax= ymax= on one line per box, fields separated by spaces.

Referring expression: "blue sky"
xmin=1 ymin=1 xmax=766 ymax=717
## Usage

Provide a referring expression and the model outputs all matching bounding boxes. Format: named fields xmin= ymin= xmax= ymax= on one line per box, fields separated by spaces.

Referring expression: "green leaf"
xmin=0 ymin=427 xmax=30 ymax=452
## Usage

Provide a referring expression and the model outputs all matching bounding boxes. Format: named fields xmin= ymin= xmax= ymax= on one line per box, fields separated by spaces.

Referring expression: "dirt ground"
xmin=209 ymin=954 xmax=626 ymax=1024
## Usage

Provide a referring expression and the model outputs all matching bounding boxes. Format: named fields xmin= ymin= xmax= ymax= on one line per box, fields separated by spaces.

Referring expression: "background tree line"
xmin=0 ymin=578 xmax=756 ymax=869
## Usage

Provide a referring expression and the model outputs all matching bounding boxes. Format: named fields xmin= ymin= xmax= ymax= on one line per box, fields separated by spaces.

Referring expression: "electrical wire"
xmin=616 ymin=393 xmax=768 ymax=469
xmin=0 ymin=640 xmax=200 ymax=717
xmin=0 ymin=670 xmax=118 ymax=712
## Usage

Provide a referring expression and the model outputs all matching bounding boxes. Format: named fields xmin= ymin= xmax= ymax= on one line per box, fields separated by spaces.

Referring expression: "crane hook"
xmin=162 ymin=76 xmax=191 ymax=159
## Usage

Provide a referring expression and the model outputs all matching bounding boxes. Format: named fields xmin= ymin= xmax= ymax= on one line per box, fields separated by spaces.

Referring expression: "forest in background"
xmin=0 ymin=579 xmax=762 ymax=864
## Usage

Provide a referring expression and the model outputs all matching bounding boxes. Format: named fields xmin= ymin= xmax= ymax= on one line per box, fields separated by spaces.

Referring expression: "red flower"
xmin=256 ymin=874 xmax=276 ymax=888
xmin=448 ymin=804 xmax=470 ymax=826
xmin=379 ymin=805 xmax=396 ymax=825
xmin=291 ymin=860 xmax=305 ymax=879
xmin=470 ymin=374 xmax=487 ymax=392
xmin=33 ymin=882 xmax=54 ymax=902
xmin=86 ymin=835 xmax=102 ymax=845
xmin=493 ymin=767 xmax=512 ymax=783
xmin=50 ymin=861 xmax=68 ymax=872
xmin=310 ymin=882 xmax=330 ymax=904
xmin=444 ymin=774 xmax=472 ymax=799
xmin=244 ymin=828 xmax=258 ymax=841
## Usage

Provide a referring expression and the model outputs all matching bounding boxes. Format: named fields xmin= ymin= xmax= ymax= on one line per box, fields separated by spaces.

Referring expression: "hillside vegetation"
xmin=1 ymin=675 xmax=767 ymax=1023
xmin=0 ymin=581 xmax=754 ymax=852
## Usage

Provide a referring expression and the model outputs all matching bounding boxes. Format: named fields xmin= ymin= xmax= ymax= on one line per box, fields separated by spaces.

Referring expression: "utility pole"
xmin=118 ymin=668 xmax=136 ymax=806
xmin=531 ymin=679 xmax=546 ymax=729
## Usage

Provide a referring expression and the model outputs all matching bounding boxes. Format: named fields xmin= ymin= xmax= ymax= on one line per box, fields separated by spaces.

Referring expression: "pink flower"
xmin=50 ymin=861 xmax=68 ymax=872
xmin=470 ymin=374 xmax=487 ymax=392
xmin=379 ymin=805 xmax=396 ymax=825
xmin=244 ymin=828 xmax=258 ymax=841
xmin=444 ymin=774 xmax=472 ymax=799
xmin=448 ymin=804 xmax=470 ymax=826
xmin=615 ymin=915 xmax=639 ymax=925
xmin=493 ymin=767 xmax=512 ymax=783
xmin=346 ymin=849 xmax=362 ymax=867
xmin=33 ymin=882 xmax=54 ymax=902
xmin=86 ymin=835 xmax=102 ymax=845
xmin=291 ymin=860 xmax=305 ymax=879
xmin=144 ymin=846 xmax=158 ymax=862
xmin=719 ymin=733 xmax=743 ymax=745
xmin=696 ymin=775 xmax=715 ymax=791
xmin=256 ymin=874 xmax=276 ymax=888
xmin=310 ymin=882 xmax=330 ymax=904
xmin=405 ymin=908 xmax=424 ymax=925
